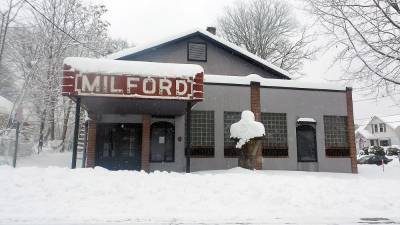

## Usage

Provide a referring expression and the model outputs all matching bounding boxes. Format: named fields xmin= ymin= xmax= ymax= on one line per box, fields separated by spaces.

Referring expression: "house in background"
xmin=355 ymin=115 xmax=400 ymax=152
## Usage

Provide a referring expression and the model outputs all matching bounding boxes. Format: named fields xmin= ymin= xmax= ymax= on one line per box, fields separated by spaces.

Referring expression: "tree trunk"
xmin=60 ymin=100 xmax=72 ymax=152
xmin=238 ymin=138 xmax=263 ymax=170
xmin=37 ymin=109 xmax=46 ymax=153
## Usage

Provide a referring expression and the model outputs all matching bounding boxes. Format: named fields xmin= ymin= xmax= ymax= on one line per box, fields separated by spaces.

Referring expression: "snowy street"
xmin=1 ymin=154 xmax=400 ymax=224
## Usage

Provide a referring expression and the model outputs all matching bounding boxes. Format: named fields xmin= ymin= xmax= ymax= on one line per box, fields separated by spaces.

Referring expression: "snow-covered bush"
xmin=230 ymin=110 xmax=265 ymax=148
xmin=230 ymin=110 xmax=265 ymax=170
xmin=387 ymin=147 xmax=400 ymax=156
xmin=369 ymin=146 xmax=385 ymax=156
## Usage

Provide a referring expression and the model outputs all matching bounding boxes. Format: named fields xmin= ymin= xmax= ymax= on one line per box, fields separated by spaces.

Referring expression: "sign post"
xmin=12 ymin=106 xmax=23 ymax=168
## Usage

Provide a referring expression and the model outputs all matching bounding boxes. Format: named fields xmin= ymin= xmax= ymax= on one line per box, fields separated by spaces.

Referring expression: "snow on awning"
xmin=297 ymin=118 xmax=317 ymax=123
xmin=62 ymin=57 xmax=204 ymax=101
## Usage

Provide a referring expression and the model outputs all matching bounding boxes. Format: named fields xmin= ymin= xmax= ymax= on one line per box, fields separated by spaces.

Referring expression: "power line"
xmin=353 ymin=93 xmax=400 ymax=102
xmin=22 ymin=0 xmax=105 ymax=56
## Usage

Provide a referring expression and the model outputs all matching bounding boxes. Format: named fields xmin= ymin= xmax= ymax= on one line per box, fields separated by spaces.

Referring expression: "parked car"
xmin=357 ymin=155 xmax=393 ymax=165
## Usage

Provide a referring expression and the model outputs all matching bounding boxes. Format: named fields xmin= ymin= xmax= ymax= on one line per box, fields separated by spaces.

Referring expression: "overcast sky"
xmin=97 ymin=0 xmax=399 ymax=124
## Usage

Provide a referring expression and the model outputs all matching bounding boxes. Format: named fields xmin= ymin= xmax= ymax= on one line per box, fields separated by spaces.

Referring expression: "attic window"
xmin=187 ymin=42 xmax=207 ymax=61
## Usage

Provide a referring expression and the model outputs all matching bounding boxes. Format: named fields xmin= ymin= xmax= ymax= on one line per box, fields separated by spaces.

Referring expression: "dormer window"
xmin=187 ymin=42 xmax=207 ymax=61
xmin=379 ymin=123 xmax=386 ymax=132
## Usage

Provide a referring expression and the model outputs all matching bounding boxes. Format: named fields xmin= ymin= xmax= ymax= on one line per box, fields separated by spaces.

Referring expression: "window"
xmin=187 ymin=42 xmax=207 ymax=61
xmin=224 ymin=112 xmax=241 ymax=157
xmin=379 ymin=139 xmax=390 ymax=147
xmin=324 ymin=116 xmax=350 ymax=157
xmin=189 ymin=111 xmax=214 ymax=157
xmin=261 ymin=113 xmax=288 ymax=157
xmin=379 ymin=123 xmax=386 ymax=133
xmin=374 ymin=124 xmax=379 ymax=133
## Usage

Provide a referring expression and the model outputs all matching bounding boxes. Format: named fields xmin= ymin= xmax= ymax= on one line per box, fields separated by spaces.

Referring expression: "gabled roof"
xmin=356 ymin=115 xmax=400 ymax=136
xmin=107 ymin=29 xmax=291 ymax=80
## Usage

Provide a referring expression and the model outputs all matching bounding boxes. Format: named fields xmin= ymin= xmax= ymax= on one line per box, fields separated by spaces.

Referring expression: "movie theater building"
xmin=62 ymin=28 xmax=357 ymax=173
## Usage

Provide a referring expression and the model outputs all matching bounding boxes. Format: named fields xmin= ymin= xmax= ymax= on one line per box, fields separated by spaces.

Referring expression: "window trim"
xmin=187 ymin=41 xmax=208 ymax=62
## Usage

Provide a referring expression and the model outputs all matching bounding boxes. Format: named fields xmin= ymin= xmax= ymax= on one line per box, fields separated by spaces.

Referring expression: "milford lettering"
xmin=78 ymin=74 xmax=195 ymax=99
xmin=82 ymin=75 xmax=100 ymax=92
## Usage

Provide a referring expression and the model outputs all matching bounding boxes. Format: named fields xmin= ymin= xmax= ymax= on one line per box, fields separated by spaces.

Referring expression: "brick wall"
xmin=346 ymin=87 xmax=358 ymax=173
xmin=250 ymin=81 xmax=262 ymax=170
xmin=141 ymin=114 xmax=151 ymax=172
xmin=86 ymin=116 xmax=97 ymax=168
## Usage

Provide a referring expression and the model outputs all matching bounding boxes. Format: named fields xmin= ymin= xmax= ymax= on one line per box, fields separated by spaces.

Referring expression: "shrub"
xmin=369 ymin=146 xmax=385 ymax=156
xmin=362 ymin=146 xmax=369 ymax=155
xmin=387 ymin=147 xmax=400 ymax=156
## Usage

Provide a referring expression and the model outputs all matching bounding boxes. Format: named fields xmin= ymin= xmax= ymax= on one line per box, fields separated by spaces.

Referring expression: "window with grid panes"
xmin=323 ymin=115 xmax=350 ymax=157
xmin=223 ymin=112 xmax=241 ymax=157
xmin=189 ymin=111 xmax=214 ymax=157
xmin=261 ymin=113 xmax=288 ymax=157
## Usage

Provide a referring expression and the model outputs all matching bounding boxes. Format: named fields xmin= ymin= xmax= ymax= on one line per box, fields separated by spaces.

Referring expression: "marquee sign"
xmin=62 ymin=64 xmax=204 ymax=100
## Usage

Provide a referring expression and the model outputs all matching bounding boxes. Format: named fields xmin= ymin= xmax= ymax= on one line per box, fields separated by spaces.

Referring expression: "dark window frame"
xmin=187 ymin=41 xmax=208 ymax=62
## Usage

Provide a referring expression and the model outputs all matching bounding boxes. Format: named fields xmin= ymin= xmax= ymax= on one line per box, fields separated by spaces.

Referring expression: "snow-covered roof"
xmin=230 ymin=111 xmax=265 ymax=148
xmin=204 ymin=74 xmax=346 ymax=91
xmin=379 ymin=115 xmax=400 ymax=130
xmin=106 ymin=28 xmax=291 ymax=79
xmin=355 ymin=125 xmax=374 ymax=139
xmin=0 ymin=96 xmax=13 ymax=115
xmin=64 ymin=57 xmax=203 ymax=78
xmin=297 ymin=118 xmax=316 ymax=123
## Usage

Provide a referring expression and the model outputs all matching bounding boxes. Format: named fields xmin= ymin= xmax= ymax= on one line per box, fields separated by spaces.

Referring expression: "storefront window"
xmin=261 ymin=113 xmax=288 ymax=157
xmin=324 ymin=115 xmax=350 ymax=157
xmin=189 ymin=111 xmax=214 ymax=157
xmin=223 ymin=112 xmax=241 ymax=157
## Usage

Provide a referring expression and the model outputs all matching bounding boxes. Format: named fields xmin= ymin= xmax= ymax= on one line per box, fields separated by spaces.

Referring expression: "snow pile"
xmin=230 ymin=110 xmax=265 ymax=148
xmin=64 ymin=57 xmax=204 ymax=78
xmin=1 ymin=162 xmax=400 ymax=224
xmin=0 ymin=96 xmax=13 ymax=115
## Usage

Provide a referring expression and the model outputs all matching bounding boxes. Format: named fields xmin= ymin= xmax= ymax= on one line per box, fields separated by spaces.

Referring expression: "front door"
xmin=150 ymin=122 xmax=175 ymax=162
xmin=96 ymin=123 xmax=142 ymax=170
xmin=296 ymin=124 xmax=317 ymax=162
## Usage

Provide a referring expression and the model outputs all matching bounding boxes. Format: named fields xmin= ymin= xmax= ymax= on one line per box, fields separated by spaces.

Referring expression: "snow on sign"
xmin=62 ymin=57 xmax=204 ymax=100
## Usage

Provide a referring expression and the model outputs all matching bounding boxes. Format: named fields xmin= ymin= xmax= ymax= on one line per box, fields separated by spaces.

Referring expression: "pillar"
xmin=346 ymin=87 xmax=358 ymax=173
xmin=86 ymin=114 xmax=97 ymax=168
xmin=250 ymin=81 xmax=262 ymax=170
xmin=141 ymin=114 xmax=151 ymax=172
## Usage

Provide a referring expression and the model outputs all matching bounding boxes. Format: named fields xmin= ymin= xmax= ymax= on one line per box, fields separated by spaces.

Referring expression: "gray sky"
xmin=97 ymin=0 xmax=399 ymax=124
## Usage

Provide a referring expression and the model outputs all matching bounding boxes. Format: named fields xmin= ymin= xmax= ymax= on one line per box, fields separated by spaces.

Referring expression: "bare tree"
xmin=307 ymin=0 xmax=400 ymax=94
xmin=218 ymin=0 xmax=316 ymax=73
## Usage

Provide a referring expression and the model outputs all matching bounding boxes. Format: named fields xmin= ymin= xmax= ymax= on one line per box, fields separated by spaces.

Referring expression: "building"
xmin=355 ymin=115 xmax=400 ymax=151
xmin=62 ymin=28 xmax=357 ymax=173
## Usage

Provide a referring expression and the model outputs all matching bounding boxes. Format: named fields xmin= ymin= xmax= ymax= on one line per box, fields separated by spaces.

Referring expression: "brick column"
xmin=86 ymin=115 xmax=97 ymax=168
xmin=141 ymin=114 xmax=151 ymax=172
xmin=250 ymin=81 xmax=262 ymax=170
xmin=346 ymin=87 xmax=358 ymax=174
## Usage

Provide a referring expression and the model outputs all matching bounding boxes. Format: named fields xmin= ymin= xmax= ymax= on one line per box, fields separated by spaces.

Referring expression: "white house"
xmin=355 ymin=115 xmax=400 ymax=152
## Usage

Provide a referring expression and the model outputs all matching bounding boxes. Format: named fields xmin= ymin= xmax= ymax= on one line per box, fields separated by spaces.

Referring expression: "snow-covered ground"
xmin=0 ymin=154 xmax=399 ymax=225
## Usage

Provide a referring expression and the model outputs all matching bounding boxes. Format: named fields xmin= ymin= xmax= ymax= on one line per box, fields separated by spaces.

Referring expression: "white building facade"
xmin=355 ymin=115 xmax=400 ymax=152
